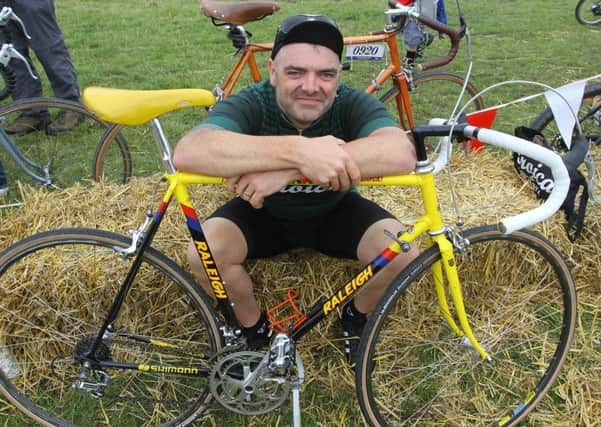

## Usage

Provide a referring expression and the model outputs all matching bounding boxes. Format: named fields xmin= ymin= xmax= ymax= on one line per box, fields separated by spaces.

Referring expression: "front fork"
xmin=427 ymin=227 xmax=491 ymax=360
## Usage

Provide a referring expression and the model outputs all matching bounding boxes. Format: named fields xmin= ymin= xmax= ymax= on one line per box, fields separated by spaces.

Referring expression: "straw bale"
xmin=0 ymin=143 xmax=599 ymax=426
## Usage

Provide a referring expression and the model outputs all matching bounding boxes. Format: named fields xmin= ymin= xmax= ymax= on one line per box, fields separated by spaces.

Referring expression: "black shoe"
xmin=1 ymin=113 xmax=47 ymax=136
xmin=241 ymin=312 xmax=272 ymax=350
xmin=340 ymin=303 xmax=367 ymax=368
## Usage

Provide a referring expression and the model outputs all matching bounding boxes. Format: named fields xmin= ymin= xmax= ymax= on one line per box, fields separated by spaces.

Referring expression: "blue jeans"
xmin=3 ymin=0 xmax=80 ymax=102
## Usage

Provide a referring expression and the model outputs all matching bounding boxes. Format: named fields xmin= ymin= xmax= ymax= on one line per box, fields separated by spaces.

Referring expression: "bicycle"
xmin=90 ymin=0 xmax=485 ymax=184
xmin=0 ymin=97 xmax=131 ymax=201
xmin=575 ymin=0 xmax=601 ymax=25
xmin=0 ymin=6 xmax=130 ymax=205
xmin=530 ymin=79 xmax=600 ymax=211
xmin=0 ymin=85 xmax=577 ymax=426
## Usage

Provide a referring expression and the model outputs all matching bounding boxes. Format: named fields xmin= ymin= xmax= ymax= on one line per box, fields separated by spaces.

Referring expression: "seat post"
xmin=149 ymin=118 xmax=176 ymax=174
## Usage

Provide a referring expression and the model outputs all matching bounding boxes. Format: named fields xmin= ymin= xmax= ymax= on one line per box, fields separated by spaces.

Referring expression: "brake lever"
xmin=0 ymin=44 xmax=37 ymax=80
xmin=0 ymin=7 xmax=32 ymax=40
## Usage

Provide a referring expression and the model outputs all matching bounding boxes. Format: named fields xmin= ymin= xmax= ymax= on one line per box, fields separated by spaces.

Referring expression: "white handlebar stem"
xmin=462 ymin=126 xmax=570 ymax=234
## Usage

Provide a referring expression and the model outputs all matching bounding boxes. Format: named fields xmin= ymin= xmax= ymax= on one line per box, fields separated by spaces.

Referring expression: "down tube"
xmin=290 ymin=217 xmax=431 ymax=341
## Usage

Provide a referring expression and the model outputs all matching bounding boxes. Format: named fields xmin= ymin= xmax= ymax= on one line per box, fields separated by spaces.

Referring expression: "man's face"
xmin=268 ymin=43 xmax=342 ymax=129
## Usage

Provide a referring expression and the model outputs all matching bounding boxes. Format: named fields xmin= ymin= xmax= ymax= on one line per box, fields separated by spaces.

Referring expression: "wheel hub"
xmin=74 ymin=335 xmax=111 ymax=361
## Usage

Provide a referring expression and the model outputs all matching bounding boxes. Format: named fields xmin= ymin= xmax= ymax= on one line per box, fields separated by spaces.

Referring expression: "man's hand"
xmin=228 ymin=169 xmax=299 ymax=209
xmin=296 ymin=136 xmax=361 ymax=191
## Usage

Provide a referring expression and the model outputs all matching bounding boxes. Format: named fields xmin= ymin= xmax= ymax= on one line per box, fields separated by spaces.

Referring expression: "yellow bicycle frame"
xmin=159 ymin=169 xmax=490 ymax=360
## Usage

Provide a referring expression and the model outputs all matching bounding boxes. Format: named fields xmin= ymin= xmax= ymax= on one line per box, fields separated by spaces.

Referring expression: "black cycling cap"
xmin=271 ymin=14 xmax=344 ymax=60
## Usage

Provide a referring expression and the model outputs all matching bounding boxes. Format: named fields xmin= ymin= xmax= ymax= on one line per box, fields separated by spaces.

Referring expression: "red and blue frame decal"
xmin=153 ymin=201 xmax=170 ymax=222
xmin=179 ymin=202 xmax=203 ymax=233
xmin=373 ymin=247 xmax=399 ymax=269
xmin=180 ymin=201 xmax=229 ymax=301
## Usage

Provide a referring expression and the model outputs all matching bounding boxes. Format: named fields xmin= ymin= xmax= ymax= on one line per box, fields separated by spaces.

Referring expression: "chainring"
xmin=208 ymin=350 xmax=291 ymax=416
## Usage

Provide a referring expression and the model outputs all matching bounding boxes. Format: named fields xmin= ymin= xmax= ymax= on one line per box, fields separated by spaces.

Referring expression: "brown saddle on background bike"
xmin=200 ymin=0 xmax=280 ymax=25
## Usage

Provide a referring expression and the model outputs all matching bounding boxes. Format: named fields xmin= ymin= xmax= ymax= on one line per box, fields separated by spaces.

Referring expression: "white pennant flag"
xmin=544 ymin=80 xmax=586 ymax=149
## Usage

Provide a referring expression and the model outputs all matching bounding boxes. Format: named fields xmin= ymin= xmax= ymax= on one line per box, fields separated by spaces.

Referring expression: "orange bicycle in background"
xmin=200 ymin=0 xmax=483 ymax=130
xmin=90 ymin=0 xmax=485 ymax=183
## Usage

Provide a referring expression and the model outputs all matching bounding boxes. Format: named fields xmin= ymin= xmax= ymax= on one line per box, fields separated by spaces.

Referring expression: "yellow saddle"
xmin=82 ymin=87 xmax=216 ymax=126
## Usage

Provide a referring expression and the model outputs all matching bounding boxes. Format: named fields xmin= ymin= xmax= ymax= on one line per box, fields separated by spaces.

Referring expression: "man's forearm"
xmin=343 ymin=127 xmax=416 ymax=178
xmin=173 ymin=128 xmax=305 ymax=177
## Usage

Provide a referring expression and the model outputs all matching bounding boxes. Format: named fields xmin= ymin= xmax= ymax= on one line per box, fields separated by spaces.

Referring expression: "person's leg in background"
xmin=3 ymin=0 xmax=81 ymax=135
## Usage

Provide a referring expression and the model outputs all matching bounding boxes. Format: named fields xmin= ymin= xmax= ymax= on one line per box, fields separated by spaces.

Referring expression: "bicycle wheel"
xmin=530 ymin=81 xmax=601 ymax=148
xmin=356 ymin=225 xmax=576 ymax=426
xmin=575 ymin=0 xmax=601 ymax=25
xmin=0 ymin=228 xmax=222 ymax=426
xmin=92 ymin=123 xmax=133 ymax=183
xmin=0 ymin=98 xmax=130 ymax=197
xmin=379 ymin=70 xmax=485 ymax=129
xmin=92 ymin=107 xmax=207 ymax=183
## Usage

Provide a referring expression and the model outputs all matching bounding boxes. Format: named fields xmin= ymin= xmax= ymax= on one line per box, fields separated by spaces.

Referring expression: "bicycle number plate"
xmin=345 ymin=44 xmax=385 ymax=61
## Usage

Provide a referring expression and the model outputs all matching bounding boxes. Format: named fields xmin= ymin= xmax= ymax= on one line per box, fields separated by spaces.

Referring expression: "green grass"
xmin=58 ymin=0 xmax=598 ymax=91
xmin=6 ymin=1 xmax=601 ymax=106
xmin=1 ymin=0 xmax=599 ymax=195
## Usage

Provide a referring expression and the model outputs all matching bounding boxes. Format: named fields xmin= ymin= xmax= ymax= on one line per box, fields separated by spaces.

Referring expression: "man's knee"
xmin=357 ymin=218 xmax=406 ymax=260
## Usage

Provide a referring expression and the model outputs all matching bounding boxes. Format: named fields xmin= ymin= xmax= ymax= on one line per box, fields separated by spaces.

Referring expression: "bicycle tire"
xmin=575 ymin=0 xmax=601 ymax=25
xmin=530 ymin=81 xmax=601 ymax=148
xmin=0 ymin=228 xmax=223 ymax=426
xmin=379 ymin=70 xmax=485 ymax=129
xmin=356 ymin=225 xmax=576 ymax=426
xmin=92 ymin=123 xmax=133 ymax=183
xmin=0 ymin=97 xmax=130 ymax=195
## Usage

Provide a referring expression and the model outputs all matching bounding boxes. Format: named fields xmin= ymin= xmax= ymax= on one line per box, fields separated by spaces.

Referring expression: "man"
xmin=1 ymin=0 xmax=82 ymax=136
xmin=173 ymin=14 xmax=418 ymax=366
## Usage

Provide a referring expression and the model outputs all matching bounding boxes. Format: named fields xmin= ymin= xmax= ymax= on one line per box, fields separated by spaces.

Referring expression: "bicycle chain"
xmin=68 ymin=335 xmax=219 ymax=406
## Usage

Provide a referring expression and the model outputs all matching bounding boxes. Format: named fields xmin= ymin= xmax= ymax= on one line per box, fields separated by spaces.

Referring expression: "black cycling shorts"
xmin=208 ymin=192 xmax=396 ymax=260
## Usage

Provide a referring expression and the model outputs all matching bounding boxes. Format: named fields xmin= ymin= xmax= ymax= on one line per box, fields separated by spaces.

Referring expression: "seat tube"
xmin=225 ymin=50 xmax=254 ymax=98
xmin=397 ymin=80 xmax=413 ymax=129
xmin=171 ymin=177 xmax=239 ymax=328
xmin=388 ymin=34 xmax=414 ymax=129
xmin=246 ymin=50 xmax=263 ymax=83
